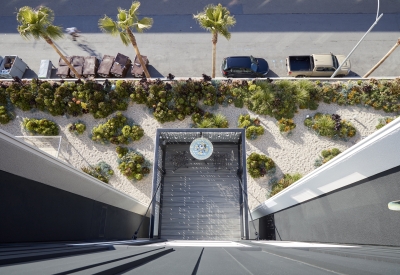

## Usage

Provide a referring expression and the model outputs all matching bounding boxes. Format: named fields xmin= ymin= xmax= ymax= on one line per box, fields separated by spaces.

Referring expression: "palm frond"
xmin=224 ymin=16 xmax=236 ymax=27
xmin=16 ymin=6 xmax=62 ymax=41
xmin=205 ymin=6 xmax=214 ymax=20
xmin=37 ymin=6 xmax=55 ymax=24
xmin=46 ymin=25 xmax=63 ymax=40
xmin=136 ymin=17 xmax=153 ymax=30
xmin=117 ymin=8 xmax=128 ymax=22
xmin=98 ymin=16 xmax=119 ymax=35
xmin=17 ymin=24 xmax=39 ymax=40
xmin=193 ymin=4 xmax=235 ymax=40
xmin=216 ymin=26 xmax=231 ymax=40
xmin=129 ymin=1 xmax=141 ymax=17
xmin=194 ymin=17 xmax=214 ymax=31
xmin=119 ymin=31 xmax=130 ymax=46
xmin=16 ymin=6 xmax=34 ymax=23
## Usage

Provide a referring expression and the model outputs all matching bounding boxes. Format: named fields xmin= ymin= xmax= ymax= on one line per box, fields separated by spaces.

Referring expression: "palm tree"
xmin=16 ymin=6 xmax=82 ymax=79
xmin=98 ymin=1 xmax=153 ymax=78
xmin=194 ymin=4 xmax=236 ymax=78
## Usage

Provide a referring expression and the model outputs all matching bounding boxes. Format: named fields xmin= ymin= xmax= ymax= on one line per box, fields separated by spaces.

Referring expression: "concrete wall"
xmin=0 ymin=130 xmax=149 ymax=243
xmin=0 ymin=170 xmax=149 ymax=243
xmin=259 ymin=165 xmax=400 ymax=246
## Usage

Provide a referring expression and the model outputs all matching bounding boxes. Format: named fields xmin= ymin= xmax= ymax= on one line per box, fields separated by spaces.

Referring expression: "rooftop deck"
xmin=161 ymin=143 xmax=241 ymax=240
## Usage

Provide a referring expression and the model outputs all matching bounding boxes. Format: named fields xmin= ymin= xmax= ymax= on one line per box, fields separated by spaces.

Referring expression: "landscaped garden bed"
xmin=1 ymin=78 xmax=399 ymax=208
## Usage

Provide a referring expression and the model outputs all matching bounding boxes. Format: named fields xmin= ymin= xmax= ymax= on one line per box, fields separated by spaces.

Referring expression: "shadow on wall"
xmin=0 ymin=170 xmax=149 ymax=243
xmin=258 ymin=164 xmax=400 ymax=246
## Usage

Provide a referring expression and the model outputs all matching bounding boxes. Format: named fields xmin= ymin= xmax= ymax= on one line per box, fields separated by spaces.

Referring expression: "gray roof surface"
xmin=1 ymin=240 xmax=399 ymax=274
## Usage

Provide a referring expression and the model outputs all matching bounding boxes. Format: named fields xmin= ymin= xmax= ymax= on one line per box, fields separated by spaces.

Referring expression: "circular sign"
xmin=190 ymin=138 xmax=213 ymax=160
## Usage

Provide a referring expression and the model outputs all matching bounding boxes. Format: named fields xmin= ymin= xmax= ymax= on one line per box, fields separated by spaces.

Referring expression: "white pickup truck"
xmin=286 ymin=53 xmax=351 ymax=77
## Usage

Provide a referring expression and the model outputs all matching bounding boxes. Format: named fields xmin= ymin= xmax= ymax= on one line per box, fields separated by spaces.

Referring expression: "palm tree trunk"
xmin=127 ymin=28 xmax=150 ymax=78
xmin=43 ymin=37 xmax=82 ymax=79
xmin=212 ymin=32 xmax=218 ymax=78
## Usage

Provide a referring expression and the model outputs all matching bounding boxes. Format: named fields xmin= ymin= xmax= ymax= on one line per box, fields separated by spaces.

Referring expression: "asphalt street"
xmin=0 ymin=0 xmax=399 ymax=78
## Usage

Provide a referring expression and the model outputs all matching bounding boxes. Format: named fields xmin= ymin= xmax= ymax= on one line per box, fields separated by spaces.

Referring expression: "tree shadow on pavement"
xmin=77 ymin=42 xmax=102 ymax=60
xmin=22 ymin=69 xmax=38 ymax=79
xmin=147 ymin=65 xmax=164 ymax=78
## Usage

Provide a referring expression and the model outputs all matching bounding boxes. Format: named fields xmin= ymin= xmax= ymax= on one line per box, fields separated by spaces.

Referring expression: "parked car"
xmin=221 ymin=56 xmax=269 ymax=78
xmin=286 ymin=53 xmax=351 ymax=77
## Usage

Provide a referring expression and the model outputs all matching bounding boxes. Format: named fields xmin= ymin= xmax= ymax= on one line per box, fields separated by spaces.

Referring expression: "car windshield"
xmin=332 ymin=55 xmax=339 ymax=69
xmin=250 ymin=63 xmax=258 ymax=72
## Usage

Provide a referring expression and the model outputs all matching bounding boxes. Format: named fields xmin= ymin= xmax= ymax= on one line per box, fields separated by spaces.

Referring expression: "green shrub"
xmin=2 ymin=78 xmax=400 ymax=131
xmin=246 ymin=152 xmax=275 ymax=178
xmin=7 ymin=83 xmax=36 ymax=111
xmin=0 ymin=86 xmax=8 ymax=105
xmin=269 ymin=173 xmax=302 ymax=197
xmin=68 ymin=122 xmax=86 ymax=135
xmin=81 ymin=161 xmax=114 ymax=183
xmin=238 ymin=114 xmax=264 ymax=139
xmin=376 ymin=116 xmax=398 ymax=129
xmin=277 ymin=118 xmax=296 ymax=133
xmin=202 ymin=83 xmax=217 ymax=106
xmin=116 ymin=146 xmax=129 ymax=158
xmin=246 ymin=126 xmax=265 ymax=140
xmin=147 ymin=81 xmax=176 ymax=123
xmin=192 ymin=112 xmax=229 ymax=128
xmin=0 ymin=106 xmax=12 ymax=124
xmin=22 ymin=118 xmax=59 ymax=135
xmin=116 ymin=148 xmax=150 ymax=181
xmin=91 ymin=112 xmax=144 ymax=145
xmin=315 ymin=148 xmax=342 ymax=167
xmin=238 ymin=114 xmax=252 ymax=128
xmin=305 ymin=113 xmax=356 ymax=139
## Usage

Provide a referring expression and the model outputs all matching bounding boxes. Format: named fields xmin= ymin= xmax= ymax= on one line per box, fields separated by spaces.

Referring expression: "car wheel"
xmin=295 ymin=75 xmax=306 ymax=78
xmin=336 ymin=74 xmax=345 ymax=78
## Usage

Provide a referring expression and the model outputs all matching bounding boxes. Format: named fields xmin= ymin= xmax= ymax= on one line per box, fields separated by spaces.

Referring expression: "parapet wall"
xmin=0 ymin=130 xmax=149 ymax=242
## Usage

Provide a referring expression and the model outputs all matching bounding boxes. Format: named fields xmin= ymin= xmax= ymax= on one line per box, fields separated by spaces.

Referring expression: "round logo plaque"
xmin=190 ymin=138 xmax=213 ymax=160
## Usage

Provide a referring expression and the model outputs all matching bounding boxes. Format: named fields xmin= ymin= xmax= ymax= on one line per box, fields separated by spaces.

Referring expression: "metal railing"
xmin=15 ymin=136 xmax=62 ymax=159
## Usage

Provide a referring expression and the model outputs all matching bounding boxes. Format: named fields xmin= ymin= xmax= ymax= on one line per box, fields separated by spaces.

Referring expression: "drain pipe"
xmin=132 ymin=179 xmax=163 ymax=240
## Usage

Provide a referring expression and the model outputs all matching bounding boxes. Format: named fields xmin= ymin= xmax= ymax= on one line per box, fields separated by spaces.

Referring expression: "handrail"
xmin=237 ymin=171 xmax=259 ymax=240
xmin=15 ymin=135 xmax=62 ymax=159
xmin=133 ymin=166 xmax=165 ymax=240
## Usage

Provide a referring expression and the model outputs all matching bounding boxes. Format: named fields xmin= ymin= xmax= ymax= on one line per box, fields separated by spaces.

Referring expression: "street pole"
xmin=363 ymin=38 xmax=400 ymax=78
xmin=331 ymin=0 xmax=383 ymax=78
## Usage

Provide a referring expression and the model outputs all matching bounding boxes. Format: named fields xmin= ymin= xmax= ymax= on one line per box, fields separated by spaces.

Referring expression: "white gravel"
xmin=0 ymin=101 xmax=392 ymax=209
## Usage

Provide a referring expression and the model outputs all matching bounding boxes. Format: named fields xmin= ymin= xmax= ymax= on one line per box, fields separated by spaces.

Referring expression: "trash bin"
xmin=38 ymin=60 xmax=53 ymax=79
xmin=0 ymin=55 xmax=28 ymax=79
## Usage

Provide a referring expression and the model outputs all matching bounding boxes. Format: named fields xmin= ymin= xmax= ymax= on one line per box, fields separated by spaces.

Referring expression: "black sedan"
xmin=221 ymin=56 xmax=269 ymax=78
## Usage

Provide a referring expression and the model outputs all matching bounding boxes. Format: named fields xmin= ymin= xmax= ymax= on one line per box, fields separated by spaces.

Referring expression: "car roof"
xmin=226 ymin=56 xmax=252 ymax=68
xmin=312 ymin=54 xmax=335 ymax=67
